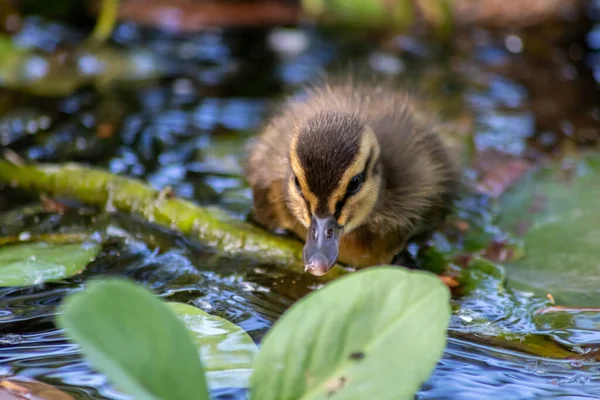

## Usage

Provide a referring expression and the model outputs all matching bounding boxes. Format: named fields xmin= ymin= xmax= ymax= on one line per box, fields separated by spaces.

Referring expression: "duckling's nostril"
xmin=312 ymin=227 xmax=317 ymax=239
xmin=325 ymin=228 xmax=334 ymax=238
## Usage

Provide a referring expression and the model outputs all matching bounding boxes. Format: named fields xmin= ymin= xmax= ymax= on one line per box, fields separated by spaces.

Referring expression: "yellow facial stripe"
xmin=327 ymin=126 xmax=380 ymax=216
xmin=287 ymin=178 xmax=311 ymax=226
xmin=337 ymin=176 xmax=380 ymax=229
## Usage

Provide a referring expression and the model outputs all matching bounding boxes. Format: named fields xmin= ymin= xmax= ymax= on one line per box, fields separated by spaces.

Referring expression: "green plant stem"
xmin=0 ymin=232 xmax=91 ymax=246
xmin=0 ymin=160 xmax=348 ymax=279
xmin=91 ymin=0 xmax=119 ymax=43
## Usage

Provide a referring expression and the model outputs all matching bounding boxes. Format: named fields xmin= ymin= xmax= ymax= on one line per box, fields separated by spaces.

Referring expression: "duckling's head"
xmin=286 ymin=110 xmax=382 ymax=276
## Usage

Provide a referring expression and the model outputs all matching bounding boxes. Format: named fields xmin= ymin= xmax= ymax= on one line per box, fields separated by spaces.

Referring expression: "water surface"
xmin=1 ymin=6 xmax=600 ymax=399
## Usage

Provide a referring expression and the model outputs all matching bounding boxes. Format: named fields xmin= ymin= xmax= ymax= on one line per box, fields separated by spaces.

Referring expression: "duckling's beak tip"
xmin=304 ymin=255 xmax=330 ymax=276
xmin=305 ymin=263 xmax=328 ymax=276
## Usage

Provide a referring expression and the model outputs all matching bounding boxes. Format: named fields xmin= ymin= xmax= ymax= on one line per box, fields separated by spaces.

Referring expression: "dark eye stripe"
xmin=335 ymin=181 xmax=360 ymax=219
xmin=334 ymin=150 xmax=378 ymax=219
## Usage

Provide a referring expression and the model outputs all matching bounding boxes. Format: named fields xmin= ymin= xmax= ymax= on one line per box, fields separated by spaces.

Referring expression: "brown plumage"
xmin=246 ymin=78 xmax=460 ymax=276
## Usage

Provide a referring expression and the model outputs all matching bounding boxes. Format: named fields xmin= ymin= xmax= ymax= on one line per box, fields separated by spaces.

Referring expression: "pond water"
xmin=1 ymin=3 xmax=600 ymax=399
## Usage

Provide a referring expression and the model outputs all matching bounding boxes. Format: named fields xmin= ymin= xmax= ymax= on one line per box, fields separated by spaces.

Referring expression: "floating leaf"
xmin=0 ymin=377 xmax=75 ymax=400
xmin=250 ymin=267 xmax=450 ymax=400
xmin=452 ymin=258 xmax=578 ymax=359
xmin=0 ymin=36 xmax=164 ymax=96
xmin=167 ymin=302 xmax=258 ymax=390
xmin=498 ymin=154 xmax=600 ymax=307
xmin=0 ymin=241 xmax=101 ymax=287
xmin=57 ymin=279 xmax=209 ymax=400
xmin=534 ymin=307 xmax=600 ymax=347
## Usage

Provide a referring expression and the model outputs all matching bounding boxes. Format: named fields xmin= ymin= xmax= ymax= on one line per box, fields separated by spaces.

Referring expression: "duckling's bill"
xmin=302 ymin=215 xmax=341 ymax=276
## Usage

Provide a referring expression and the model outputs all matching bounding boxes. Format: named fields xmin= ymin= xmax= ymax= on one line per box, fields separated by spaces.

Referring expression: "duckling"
xmin=246 ymin=78 xmax=460 ymax=276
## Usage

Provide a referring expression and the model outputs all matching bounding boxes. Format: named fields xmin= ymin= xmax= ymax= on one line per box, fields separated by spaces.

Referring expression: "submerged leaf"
xmin=167 ymin=302 xmax=258 ymax=390
xmin=0 ymin=377 xmax=75 ymax=400
xmin=498 ymin=154 xmax=600 ymax=307
xmin=0 ymin=241 xmax=101 ymax=287
xmin=534 ymin=307 xmax=600 ymax=348
xmin=250 ymin=267 xmax=450 ymax=400
xmin=57 ymin=279 xmax=209 ymax=400
xmin=453 ymin=258 xmax=584 ymax=359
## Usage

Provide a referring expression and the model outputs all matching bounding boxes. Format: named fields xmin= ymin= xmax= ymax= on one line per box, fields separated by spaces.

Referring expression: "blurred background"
xmin=1 ymin=0 xmax=600 ymax=399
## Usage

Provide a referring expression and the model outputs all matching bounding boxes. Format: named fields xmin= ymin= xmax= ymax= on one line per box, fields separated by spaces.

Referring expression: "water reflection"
xmin=1 ymin=6 xmax=600 ymax=399
xmin=420 ymin=338 xmax=600 ymax=399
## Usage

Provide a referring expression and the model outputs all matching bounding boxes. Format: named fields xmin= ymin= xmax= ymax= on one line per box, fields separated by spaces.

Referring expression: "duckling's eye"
xmin=347 ymin=173 xmax=364 ymax=195
xmin=294 ymin=176 xmax=301 ymax=191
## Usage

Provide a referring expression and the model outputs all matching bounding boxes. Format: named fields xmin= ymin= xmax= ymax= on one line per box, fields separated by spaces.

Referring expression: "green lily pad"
xmin=167 ymin=302 xmax=258 ymax=390
xmin=533 ymin=307 xmax=600 ymax=347
xmin=57 ymin=279 xmax=209 ymax=400
xmin=250 ymin=267 xmax=450 ymax=400
xmin=498 ymin=154 xmax=600 ymax=307
xmin=0 ymin=241 xmax=101 ymax=287
xmin=452 ymin=258 xmax=581 ymax=359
